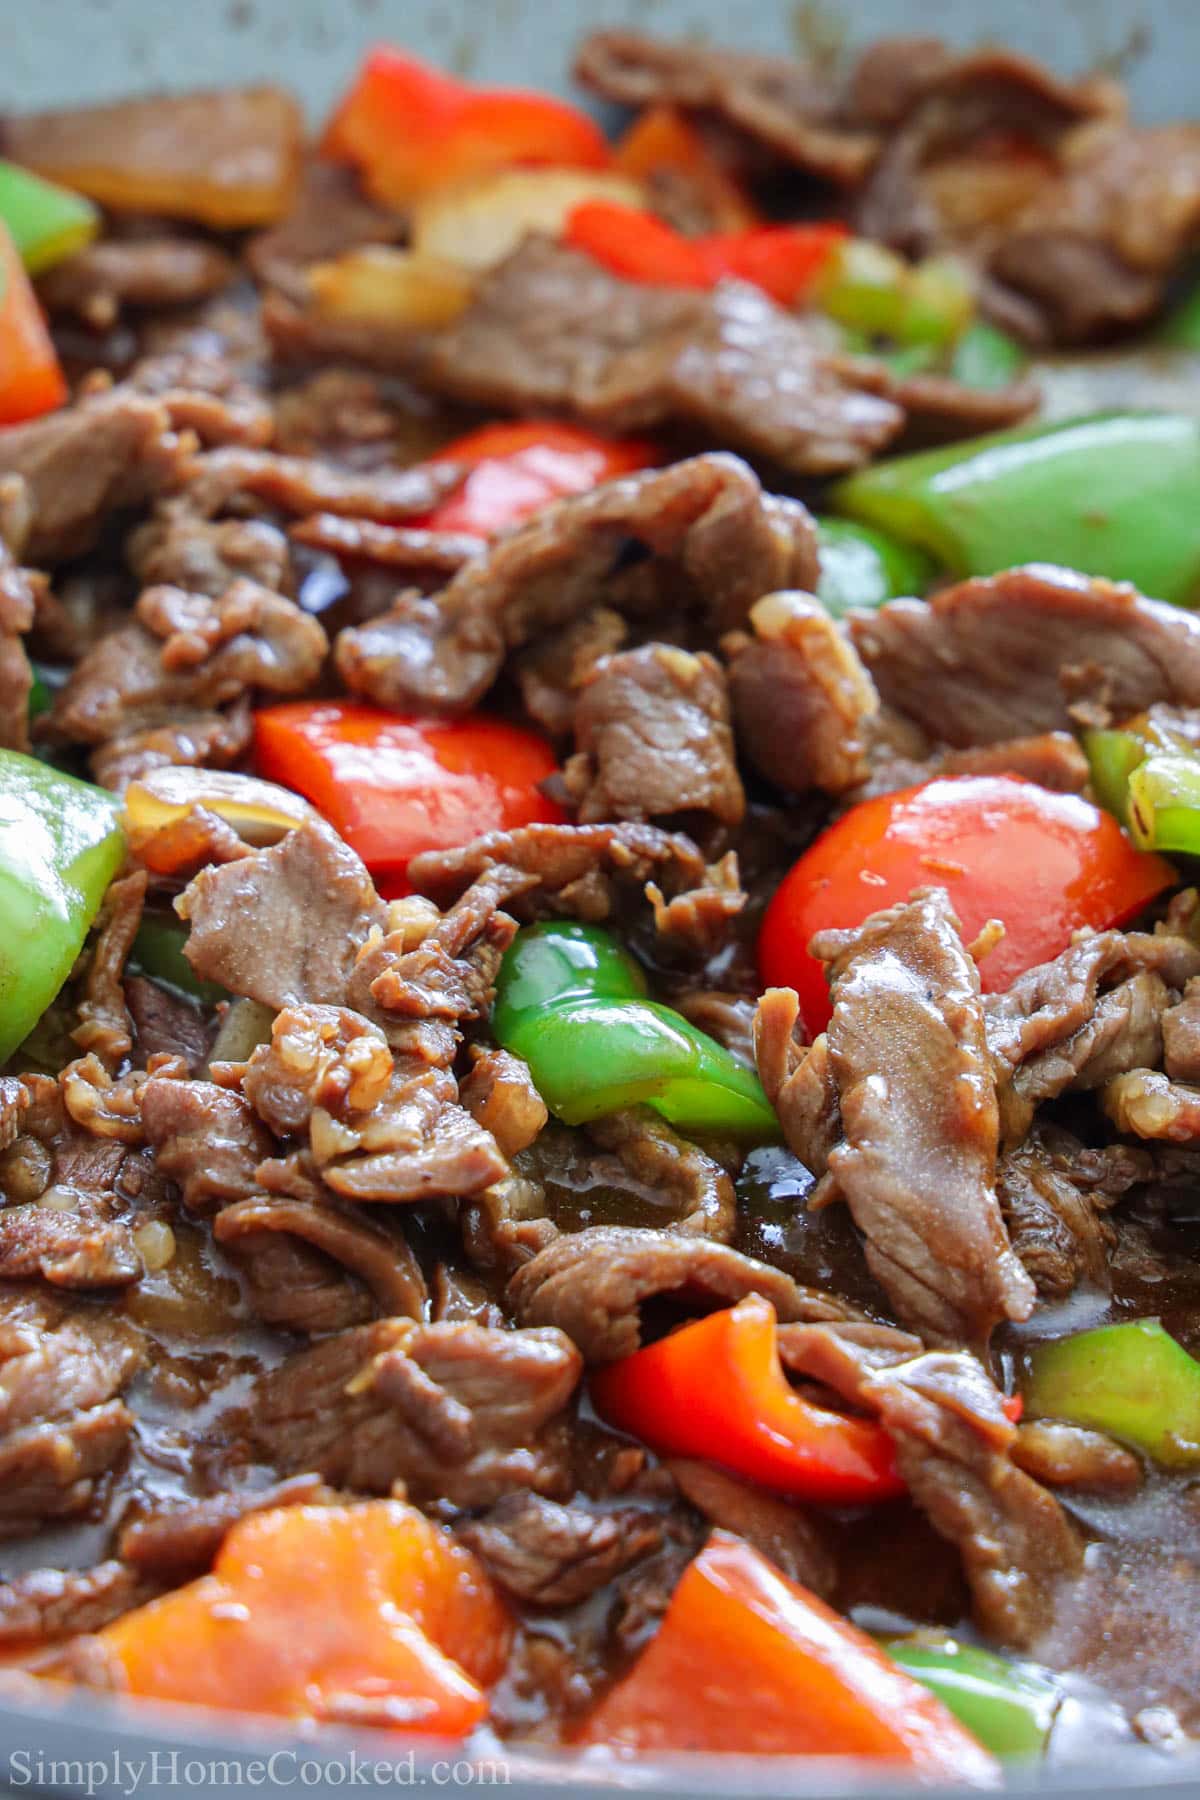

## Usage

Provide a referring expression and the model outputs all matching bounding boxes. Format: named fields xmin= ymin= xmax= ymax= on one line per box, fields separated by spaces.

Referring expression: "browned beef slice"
xmin=937 ymin=731 xmax=1090 ymax=794
xmin=1163 ymin=979 xmax=1200 ymax=1083
xmin=213 ymin=1196 xmax=427 ymax=1320
xmin=729 ymin=591 xmax=879 ymax=796
xmin=574 ymin=30 xmax=880 ymax=184
xmin=564 ymin=645 xmax=744 ymax=827
xmin=666 ymin=1459 xmax=836 ymax=1595
xmin=116 ymin=1473 xmax=330 ymax=1580
xmin=311 ymin=1062 xmax=510 ymax=1205
xmin=755 ymin=990 xmax=841 ymax=1180
xmin=181 ymin=445 xmax=460 ymax=525
xmin=460 ymin=1050 xmax=548 ymax=1162
xmin=507 ymin=1224 xmax=850 ymax=1363
xmin=0 ymin=1200 xmax=142 ymax=1291
xmin=125 ymin=976 xmax=209 ymax=1073
xmin=0 ymin=1080 xmax=29 ymax=1156
xmin=851 ymin=566 xmax=1200 ymax=746
xmin=459 ymin=1494 xmax=664 ymax=1606
xmin=290 ymin=513 xmax=478 ymax=589
xmin=0 ymin=394 xmax=186 ymax=564
xmin=515 ymin=608 xmax=628 ymax=738
xmin=0 ymin=546 xmax=35 ymax=754
xmin=813 ymin=889 xmax=1035 ymax=1343
xmin=39 ymin=237 xmax=235 ymax=328
xmin=123 ymin=338 xmax=275 ymax=451
xmin=1011 ymin=1421 xmax=1141 ymax=1494
xmin=128 ymin=513 xmax=288 ymax=597
xmin=0 ymin=1561 xmax=155 ymax=1646
xmin=92 ymin=709 xmax=254 ymax=794
xmin=72 ymin=869 xmax=146 ymax=1071
xmin=587 ymin=1109 xmax=736 ymax=1242
xmin=997 ymin=1127 xmax=1117 ymax=1297
xmin=0 ymin=1290 xmax=143 ymax=1537
xmin=248 ymin=1319 xmax=582 ymax=1508
xmin=140 ymin=1076 xmax=274 ymax=1212
xmin=1102 ymin=1069 xmax=1200 ymax=1143
xmin=416 ymin=241 xmax=903 ymax=476
xmin=178 ymin=820 xmax=386 ymax=1009
xmin=247 ymin=158 xmax=405 ymax=294
xmin=336 ymin=451 xmax=817 ymax=714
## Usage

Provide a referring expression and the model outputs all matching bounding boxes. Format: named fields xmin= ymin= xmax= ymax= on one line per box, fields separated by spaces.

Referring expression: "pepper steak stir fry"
xmin=2 ymin=29 xmax=1200 ymax=1778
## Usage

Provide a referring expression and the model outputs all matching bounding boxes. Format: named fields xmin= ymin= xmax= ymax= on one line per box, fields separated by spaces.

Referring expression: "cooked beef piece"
xmin=116 ymin=1474 xmax=331 ymax=1580
xmin=212 ymin=1196 xmax=427 ymax=1319
xmin=180 ymin=444 xmax=461 ymax=526
xmin=1163 ymin=979 xmax=1200 ymax=1083
xmin=675 ymin=991 xmax=757 ymax=1065
xmin=0 ymin=1081 xmax=29 ymax=1158
xmin=728 ymin=592 xmax=879 ymax=795
xmin=0 ymin=393 xmax=186 ymax=564
xmin=587 ymin=1109 xmax=737 ymax=1242
xmin=0 ymin=1290 xmax=143 ymax=1538
xmin=754 ymin=994 xmax=836 ymax=1179
xmin=124 ymin=976 xmax=209 ymax=1073
xmin=563 ymin=645 xmax=744 ymax=826
xmin=460 ymin=1050 xmax=549 ymax=1162
xmin=1102 ymin=1069 xmax=1200 ymax=1143
xmin=236 ymin=1004 xmax=395 ymax=1137
xmin=129 ymin=511 xmax=288 ymax=597
xmin=574 ymin=31 xmax=880 ymax=184
xmin=0 ymin=545 xmax=36 ymax=753
xmin=336 ymin=452 xmax=816 ymax=715
xmin=515 ymin=609 xmax=628 ymax=738
xmin=248 ymin=1319 xmax=582 ymax=1508
xmin=666 ymin=1458 xmax=836 ymax=1594
xmin=407 ymin=241 xmax=903 ymax=476
xmin=179 ymin=821 xmax=385 ymax=1009
xmin=997 ymin=1126 xmax=1117 ymax=1297
xmin=290 ymin=512 xmax=478 ymax=589
xmin=140 ymin=1077 xmax=274 ymax=1213
xmin=507 ymin=1224 xmax=854 ymax=1363
xmin=71 ymin=870 xmax=146 ymax=1070
xmin=1012 ymin=1421 xmax=1141 ymax=1494
xmin=852 ymin=566 xmax=1200 ymax=746
xmin=860 ymin=358 xmax=1038 ymax=439
xmin=937 ymin=731 xmax=1090 ymax=794
xmin=809 ymin=890 xmax=1035 ymax=1344
xmin=0 ymin=1197 xmax=142 ymax=1290
xmin=0 ymin=1561 xmax=156 ymax=1646
xmin=120 ymin=344 xmax=275 ymax=453
xmin=247 ymin=159 xmax=405 ymax=296
xmin=39 ymin=238 xmax=236 ymax=330
xmin=459 ymin=1494 xmax=665 ymax=1606
xmin=91 ymin=707 xmax=255 ymax=793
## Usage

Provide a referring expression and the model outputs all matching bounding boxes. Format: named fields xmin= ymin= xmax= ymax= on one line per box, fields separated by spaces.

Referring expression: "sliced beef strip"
xmin=728 ymin=591 xmax=879 ymax=796
xmin=851 ymin=565 xmax=1200 ymax=748
xmin=563 ymin=645 xmax=745 ymax=827
xmin=460 ymin=1050 xmax=549 ymax=1163
xmin=1011 ymin=1421 xmax=1141 ymax=1494
xmin=0 ymin=1561 xmax=156 ymax=1647
xmin=0 ymin=1199 xmax=142 ymax=1291
xmin=811 ymin=889 xmax=1035 ymax=1344
xmin=335 ymin=451 xmax=817 ymax=715
xmin=997 ymin=1126 xmax=1118 ymax=1298
xmin=212 ymin=1196 xmax=427 ymax=1320
xmin=1163 ymin=979 xmax=1200 ymax=1083
xmin=128 ymin=512 xmax=288 ymax=598
xmin=0 ymin=392 xmax=187 ymax=565
xmin=246 ymin=1319 xmax=582 ymax=1509
xmin=120 ymin=330 xmax=276 ymax=452
xmin=0 ymin=545 xmax=36 ymax=753
xmin=178 ymin=820 xmax=386 ymax=1010
xmin=179 ymin=443 xmax=461 ymax=527
xmin=755 ymin=994 xmax=840 ymax=1182
xmin=587 ymin=1109 xmax=737 ymax=1242
xmin=412 ymin=240 xmax=904 ymax=476
xmin=116 ymin=1473 xmax=331 ymax=1581
xmin=247 ymin=158 xmax=406 ymax=297
xmin=515 ymin=608 xmax=628 ymax=738
xmin=290 ymin=512 xmax=478 ymax=592
xmin=124 ymin=976 xmax=210 ymax=1074
xmin=574 ymin=30 xmax=880 ymax=185
xmin=507 ymin=1224 xmax=855 ymax=1364
xmin=71 ymin=870 xmax=146 ymax=1071
xmin=666 ymin=1458 xmax=836 ymax=1595
xmin=140 ymin=1077 xmax=274 ymax=1213
xmin=38 ymin=238 xmax=236 ymax=330
xmin=458 ymin=1494 xmax=665 ymax=1607
xmin=91 ymin=708 xmax=255 ymax=794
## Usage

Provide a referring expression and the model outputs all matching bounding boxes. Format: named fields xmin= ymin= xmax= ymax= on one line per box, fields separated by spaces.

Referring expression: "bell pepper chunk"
xmin=578 ymin=1532 xmax=997 ymax=1779
xmin=3 ymin=88 xmax=303 ymax=228
xmin=815 ymin=516 xmax=936 ymax=615
xmin=1024 ymin=1317 xmax=1200 ymax=1468
xmin=254 ymin=701 xmax=563 ymax=890
xmin=417 ymin=420 xmax=660 ymax=538
xmin=322 ymin=49 xmax=611 ymax=209
xmin=832 ymin=413 xmax=1200 ymax=607
xmin=1126 ymin=752 xmax=1200 ymax=856
xmin=614 ymin=106 xmax=760 ymax=232
xmin=564 ymin=200 xmax=845 ymax=305
xmin=0 ymin=160 xmax=98 ymax=276
xmin=590 ymin=1296 xmax=902 ymax=1505
xmin=881 ymin=1637 xmax=1060 ymax=1760
xmin=0 ymin=223 xmax=66 ymax=424
xmin=100 ymin=1501 xmax=511 ymax=1732
xmin=0 ymin=750 xmax=124 ymax=1063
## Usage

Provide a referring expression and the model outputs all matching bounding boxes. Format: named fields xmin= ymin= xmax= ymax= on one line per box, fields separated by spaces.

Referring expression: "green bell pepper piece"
xmin=493 ymin=923 xmax=780 ymax=1141
xmin=131 ymin=914 xmax=227 ymax=1006
xmin=882 ymin=1637 xmax=1059 ymax=1759
xmin=1081 ymin=727 xmax=1145 ymax=827
xmin=1126 ymin=752 xmax=1200 ymax=856
xmin=0 ymin=160 xmax=98 ymax=276
xmin=832 ymin=412 xmax=1200 ymax=607
xmin=816 ymin=517 xmax=936 ymax=615
xmin=1025 ymin=1316 xmax=1200 ymax=1467
xmin=949 ymin=320 xmax=1028 ymax=391
xmin=0 ymin=750 xmax=124 ymax=1064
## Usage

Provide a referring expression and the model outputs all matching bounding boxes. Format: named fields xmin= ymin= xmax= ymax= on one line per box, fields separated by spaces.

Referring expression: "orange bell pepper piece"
xmin=565 ymin=200 xmax=846 ymax=306
xmin=578 ymin=1532 xmax=999 ymax=1779
xmin=100 ymin=1501 xmax=511 ymax=1733
xmin=0 ymin=223 xmax=65 ymax=425
xmin=614 ymin=105 xmax=760 ymax=232
xmin=419 ymin=419 xmax=660 ymax=537
xmin=590 ymin=1296 xmax=904 ymax=1505
xmin=322 ymin=49 xmax=611 ymax=208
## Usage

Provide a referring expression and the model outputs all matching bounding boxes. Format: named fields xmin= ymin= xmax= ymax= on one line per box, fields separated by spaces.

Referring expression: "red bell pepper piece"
xmin=564 ymin=200 xmax=846 ymax=306
xmin=590 ymin=1296 xmax=904 ymax=1505
xmin=418 ymin=419 xmax=660 ymax=538
xmin=254 ymin=700 xmax=563 ymax=894
xmin=0 ymin=222 xmax=66 ymax=425
xmin=578 ymin=1533 xmax=998 ymax=1776
xmin=758 ymin=774 xmax=1177 ymax=1039
xmin=322 ymin=48 xmax=611 ymax=208
xmin=614 ymin=106 xmax=760 ymax=233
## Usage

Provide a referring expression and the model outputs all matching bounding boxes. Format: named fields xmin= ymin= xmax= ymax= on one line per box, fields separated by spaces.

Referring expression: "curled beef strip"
xmin=563 ymin=645 xmax=745 ymax=827
xmin=727 ymin=591 xmax=879 ymax=796
xmin=666 ymin=1459 xmax=836 ymax=1595
xmin=128 ymin=512 xmax=288 ymax=598
xmin=246 ymin=1319 xmax=582 ymax=1509
xmin=808 ymin=890 xmax=1036 ymax=1344
xmin=71 ymin=870 xmax=146 ymax=1070
xmin=1012 ymin=1421 xmax=1141 ymax=1495
xmin=0 ymin=392 xmax=187 ymax=565
xmin=336 ymin=452 xmax=816 ymax=715
xmin=507 ymin=1223 xmax=856 ymax=1363
xmin=755 ymin=990 xmax=840 ymax=1181
xmin=39 ymin=238 xmax=236 ymax=330
xmin=852 ymin=565 xmax=1200 ymax=748
xmin=587 ymin=1109 xmax=737 ymax=1242
xmin=0 ymin=543 xmax=36 ymax=753
xmin=458 ymin=1494 xmax=666 ymax=1607
xmin=460 ymin=1050 xmax=548 ymax=1163
xmin=0 ymin=1562 xmax=157 ymax=1647
xmin=997 ymin=1126 xmax=1118 ymax=1298
xmin=1163 ymin=979 xmax=1200 ymax=1083
xmin=177 ymin=444 xmax=461 ymax=526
